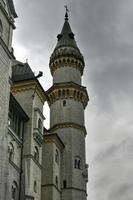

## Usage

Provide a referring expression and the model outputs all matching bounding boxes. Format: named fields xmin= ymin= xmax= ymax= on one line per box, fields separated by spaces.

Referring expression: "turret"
xmin=42 ymin=10 xmax=89 ymax=200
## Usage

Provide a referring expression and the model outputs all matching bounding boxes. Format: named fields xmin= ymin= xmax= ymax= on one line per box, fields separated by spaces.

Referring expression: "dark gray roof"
xmin=55 ymin=13 xmax=79 ymax=50
xmin=12 ymin=61 xmax=35 ymax=82
xmin=6 ymin=0 xmax=17 ymax=18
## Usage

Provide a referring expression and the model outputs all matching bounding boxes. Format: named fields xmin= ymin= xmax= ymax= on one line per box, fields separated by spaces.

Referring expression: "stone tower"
xmin=43 ymin=11 xmax=89 ymax=200
xmin=0 ymin=1 xmax=17 ymax=199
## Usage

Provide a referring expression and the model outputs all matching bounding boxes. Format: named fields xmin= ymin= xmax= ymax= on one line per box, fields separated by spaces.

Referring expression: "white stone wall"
xmin=41 ymin=142 xmax=61 ymax=200
xmin=14 ymin=89 xmax=44 ymax=199
xmin=0 ymin=5 xmax=15 ymax=198
xmin=53 ymin=67 xmax=81 ymax=85
xmin=54 ymin=127 xmax=87 ymax=200
xmin=0 ymin=38 xmax=12 ymax=200
xmin=50 ymin=99 xmax=84 ymax=127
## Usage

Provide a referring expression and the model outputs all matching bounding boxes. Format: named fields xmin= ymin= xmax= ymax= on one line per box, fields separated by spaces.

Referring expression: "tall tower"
xmin=46 ymin=11 xmax=89 ymax=200
xmin=0 ymin=1 xmax=17 ymax=199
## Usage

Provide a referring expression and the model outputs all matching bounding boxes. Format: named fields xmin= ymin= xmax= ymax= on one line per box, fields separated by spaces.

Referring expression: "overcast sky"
xmin=13 ymin=0 xmax=133 ymax=199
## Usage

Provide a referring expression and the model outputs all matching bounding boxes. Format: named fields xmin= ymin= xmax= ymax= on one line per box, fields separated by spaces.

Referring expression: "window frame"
xmin=74 ymin=156 xmax=81 ymax=169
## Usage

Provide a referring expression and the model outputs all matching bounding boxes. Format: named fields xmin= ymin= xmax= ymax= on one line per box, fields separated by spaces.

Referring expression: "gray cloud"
xmin=109 ymin=182 xmax=133 ymax=199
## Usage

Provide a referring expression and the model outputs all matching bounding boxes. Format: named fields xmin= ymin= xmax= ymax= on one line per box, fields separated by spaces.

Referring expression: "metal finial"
xmin=64 ymin=5 xmax=69 ymax=20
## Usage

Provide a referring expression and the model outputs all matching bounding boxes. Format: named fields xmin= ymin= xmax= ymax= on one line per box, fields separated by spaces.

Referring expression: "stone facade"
xmin=42 ymin=11 xmax=89 ymax=200
xmin=0 ymin=0 xmax=17 ymax=199
xmin=0 ymin=2 xmax=88 ymax=200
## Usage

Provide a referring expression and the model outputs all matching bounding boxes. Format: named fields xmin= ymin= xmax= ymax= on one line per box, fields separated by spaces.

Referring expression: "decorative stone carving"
xmin=49 ymin=47 xmax=85 ymax=75
xmin=46 ymin=82 xmax=89 ymax=108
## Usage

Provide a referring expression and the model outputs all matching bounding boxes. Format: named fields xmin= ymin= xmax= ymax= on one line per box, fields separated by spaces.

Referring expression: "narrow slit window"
xmin=34 ymin=181 xmax=37 ymax=193
xmin=55 ymin=176 xmax=58 ymax=187
xmin=55 ymin=149 xmax=59 ymax=164
xmin=0 ymin=20 xmax=3 ymax=37
xmin=63 ymin=180 xmax=67 ymax=188
xmin=74 ymin=156 xmax=81 ymax=169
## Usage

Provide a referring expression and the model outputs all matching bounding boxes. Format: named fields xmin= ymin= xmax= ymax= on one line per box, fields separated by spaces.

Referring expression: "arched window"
xmin=74 ymin=156 xmax=81 ymax=169
xmin=55 ymin=149 xmax=59 ymax=164
xmin=38 ymin=118 xmax=42 ymax=132
xmin=55 ymin=176 xmax=58 ymax=187
xmin=63 ymin=180 xmax=67 ymax=188
xmin=0 ymin=20 xmax=3 ymax=37
xmin=34 ymin=181 xmax=37 ymax=193
xmin=11 ymin=181 xmax=18 ymax=200
xmin=34 ymin=146 xmax=39 ymax=162
xmin=63 ymin=100 xmax=66 ymax=106
xmin=8 ymin=142 xmax=14 ymax=162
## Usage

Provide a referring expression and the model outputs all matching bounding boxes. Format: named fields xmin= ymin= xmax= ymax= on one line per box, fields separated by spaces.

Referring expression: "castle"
xmin=0 ymin=0 xmax=89 ymax=199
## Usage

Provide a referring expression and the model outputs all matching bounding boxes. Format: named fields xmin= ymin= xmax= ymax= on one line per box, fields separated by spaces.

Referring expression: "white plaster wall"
xmin=53 ymin=67 xmax=81 ymax=85
xmin=41 ymin=142 xmax=61 ymax=200
xmin=0 ymin=36 xmax=11 ymax=200
xmin=14 ymin=90 xmax=44 ymax=200
xmin=50 ymin=99 xmax=84 ymax=127
xmin=55 ymin=128 xmax=87 ymax=200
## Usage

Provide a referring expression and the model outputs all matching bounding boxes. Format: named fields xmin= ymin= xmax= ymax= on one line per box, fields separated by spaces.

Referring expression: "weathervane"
xmin=64 ymin=5 xmax=69 ymax=13
xmin=64 ymin=5 xmax=69 ymax=20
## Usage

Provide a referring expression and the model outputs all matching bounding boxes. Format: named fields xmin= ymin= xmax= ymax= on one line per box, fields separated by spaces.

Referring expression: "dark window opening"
xmin=38 ymin=118 xmax=42 ymax=132
xmin=55 ymin=176 xmax=58 ymax=187
xmin=74 ymin=157 xmax=81 ymax=169
xmin=63 ymin=180 xmax=67 ymax=188
xmin=63 ymin=100 xmax=66 ymax=106
xmin=55 ymin=149 xmax=59 ymax=164
xmin=8 ymin=108 xmax=24 ymax=138
xmin=34 ymin=181 xmax=37 ymax=193
xmin=0 ymin=20 xmax=3 ymax=37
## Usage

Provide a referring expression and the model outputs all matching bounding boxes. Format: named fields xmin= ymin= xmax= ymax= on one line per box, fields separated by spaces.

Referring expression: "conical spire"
xmin=50 ymin=10 xmax=85 ymax=72
xmin=55 ymin=11 xmax=78 ymax=50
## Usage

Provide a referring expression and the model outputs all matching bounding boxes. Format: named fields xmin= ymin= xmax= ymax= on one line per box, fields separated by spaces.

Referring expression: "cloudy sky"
xmin=13 ymin=0 xmax=133 ymax=199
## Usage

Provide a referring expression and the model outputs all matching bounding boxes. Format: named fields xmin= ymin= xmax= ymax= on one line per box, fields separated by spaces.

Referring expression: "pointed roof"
xmin=55 ymin=12 xmax=78 ymax=50
xmin=12 ymin=61 xmax=35 ymax=82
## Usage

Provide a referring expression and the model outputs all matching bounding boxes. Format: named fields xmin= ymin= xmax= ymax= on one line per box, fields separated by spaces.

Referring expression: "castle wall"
xmin=0 ymin=16 xmax=12 ymax=199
